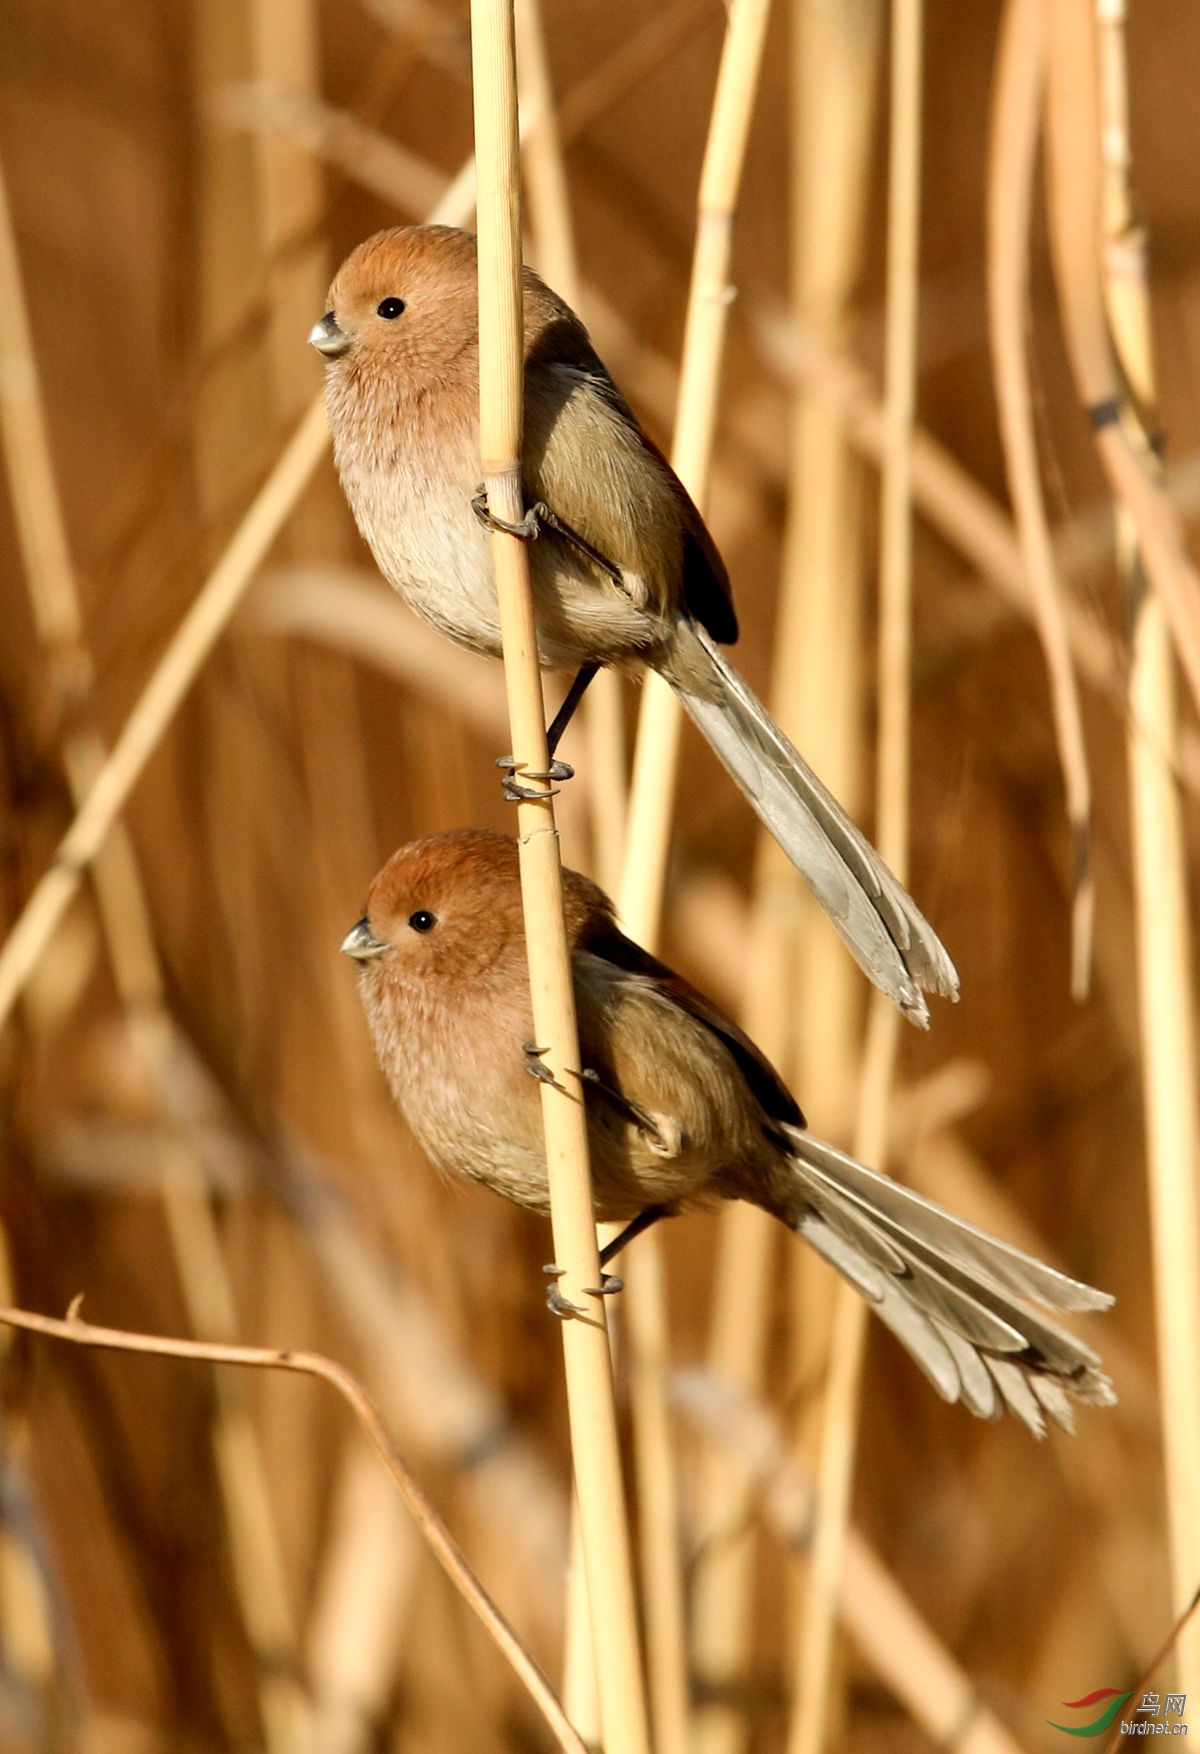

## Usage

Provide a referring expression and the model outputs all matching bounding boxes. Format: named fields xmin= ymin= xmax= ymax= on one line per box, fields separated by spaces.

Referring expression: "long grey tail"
xmin=775 ymin=1126 xmax=1116 ymax=1435
xmin=667 ymin=623 xmax=958 ymax=1026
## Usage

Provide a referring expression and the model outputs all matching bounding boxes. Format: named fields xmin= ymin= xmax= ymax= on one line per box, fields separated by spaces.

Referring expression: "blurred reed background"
xmin=1 ymin=0 xmax=1198 ymax=1750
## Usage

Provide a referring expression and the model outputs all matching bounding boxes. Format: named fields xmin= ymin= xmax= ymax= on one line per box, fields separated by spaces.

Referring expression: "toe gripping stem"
xmin=496 ymin=754 xmax=574 ymax=803
xmin=543 ymin=1264 xmax=624 ymax=1320
xmin=471 ymin=488 xmax=623 ymax=587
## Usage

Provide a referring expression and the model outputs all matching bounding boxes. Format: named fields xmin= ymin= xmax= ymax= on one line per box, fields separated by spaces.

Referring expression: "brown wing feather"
xmin=525 ymin=308 xmax=738 ymax=645
xmin=578 ymin=915 xmax=802 ymax=1129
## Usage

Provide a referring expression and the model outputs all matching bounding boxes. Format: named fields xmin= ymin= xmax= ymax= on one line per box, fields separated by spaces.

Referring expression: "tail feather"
xmin=781 ymin=1129 xmax=1115 ymax=1436
xmin=668 ymin=624 xmax=959 ymax=1026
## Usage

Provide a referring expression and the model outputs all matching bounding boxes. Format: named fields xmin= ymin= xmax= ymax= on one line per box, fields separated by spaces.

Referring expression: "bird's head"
xmin=340 ymin=828 xmax=527 ymax=1005
xmin=310 ymin=225 xmax=480 ymax=380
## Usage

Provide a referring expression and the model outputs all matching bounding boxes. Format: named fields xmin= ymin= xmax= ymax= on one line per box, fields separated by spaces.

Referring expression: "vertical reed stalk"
xmin=619 ymin=0 xmax=775 ymax=945
xmin=515 ymin=0 xmax=628 ymax=894
xmin=792 ymin=3 xmax=923 ymax=1749
xmin=693 ymin=6 xmax=880 ymax=1750
xmin=0 ymin=153 xmax=313 ymax=1754
xmin=1095 ymin=0 xmax=1200 ymax=1692
xmin=516 ymin=6 xmax=635 ymax=1727
xmin=613 ymin=7 xmax=774 ymax=1750
xmin=469 ymin=6 xmax=651 ymax=1750
xmin=987 ymin=0 xmax=1092 ymax=998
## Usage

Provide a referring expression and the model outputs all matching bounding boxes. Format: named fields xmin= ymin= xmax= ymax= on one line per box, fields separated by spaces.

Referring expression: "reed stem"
xmin=792 ymin=2 xmax=923 ymax=1747
xmin=470 ymin=4 xmax=651 ymax=1748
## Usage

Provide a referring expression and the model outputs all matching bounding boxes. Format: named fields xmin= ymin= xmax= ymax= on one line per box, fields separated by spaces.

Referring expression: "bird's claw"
xmin=542 ymin=1265 xmax=584 ymax=1319
xmin=472 ymin=488 xmax=625 ymax=587
xmin=542 ymin=1264 xmax=623 ymax=1319
xmin=496 ymin=754 xmax=574 ymax=803
xmin=586 ymin=1273 xmax=624 ymax=1297
xmin=472 ymin=488 xmax=543 ymax=542
xmin=523 ymin=1042 xmax=569 ymax=1095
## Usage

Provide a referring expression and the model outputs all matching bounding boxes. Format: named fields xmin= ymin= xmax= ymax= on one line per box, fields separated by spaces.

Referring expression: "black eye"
xmin=408 ymin=909 xmax=437 ymax=933
xmin=377 ymin=297 xmax=406 ymax=319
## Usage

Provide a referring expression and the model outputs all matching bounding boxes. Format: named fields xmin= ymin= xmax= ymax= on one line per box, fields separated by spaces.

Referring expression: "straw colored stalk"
xmin=604 ymin=5 xmax=774 ymax=1749
xmin=793 ymin=3 xmax=923 ymax=1749
xmin=1042 ymin=0 xmax=1200 ymax=723
xmin=0 ymin=145 xmax=487 ymax=1037
xmin=0 ymin=153 xmax=313 ymax=1751
xmin=514 ymin=6 xmax=625 ymax=1736
xmin=515 ymin=0 xmax=628 ymax=897
xmin=469 ymin=4 xmax=651 ymax=1751
xmin=619 ymin=0 xmax=773 ymax=942
xmin=678 ymin=1373 xmax=1026 ymax=1754
xmin=691 ymin=6 xmax=880 ymax=1752
xmin=0 ymin=1303 xmax=589 ymax=1754
xmin=987 ymin=0 xmax=1092 ymax=998
xmin=1091 ymin=0 xmax=1200 ymax=1693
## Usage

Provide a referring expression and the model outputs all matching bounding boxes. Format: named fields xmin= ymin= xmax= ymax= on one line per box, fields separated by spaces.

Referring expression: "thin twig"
xmin=0 ymin=1302 xmax=588 ymax=1754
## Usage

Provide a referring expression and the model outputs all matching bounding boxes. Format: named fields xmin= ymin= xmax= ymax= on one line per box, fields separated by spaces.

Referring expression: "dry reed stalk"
xmin=607 ymin=6 xmax=774 ymax=1749
xmin=0 ymin=135 xmax=488 ymax=1037
xmin=1093 ymin=0 xmax=1200 ymax=1692
xmin=0 ymin=152 xmax=314 ymax=1751
xmin=1042 ymin=0 xmax=1200 ymax=722
xmin=561 ymin=1517 xmax=602 ymax=1749
xmin=691 ymin=7 xmax=879 ymax=1751
xmin=469 ymin=5 xmax=651 ymax=1751
xmin=514 ymin=5 xmax=636 ymax=1726
xmin=793 ymin=3 xmax=924 ymax=1748
xmin=678 ymin=1373 xmax=1027 ymax=1754
xmin=515 ymin=0 xmax=628 ymax=895
xmin=987 ymin=0 xmax=1092 ymax=998
xmin=619 ymin=0 xmax=774 ymax=945
xmin=0 ymin=1302 xmax=589 ymax=1754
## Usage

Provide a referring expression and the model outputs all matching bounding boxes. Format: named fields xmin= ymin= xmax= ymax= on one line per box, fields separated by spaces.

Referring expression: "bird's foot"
xmin=472 ymin=488 xmax=624 ymax=586
xmin=472 ymin=488 xmax=543 ymax=542
xmin=523 ymin=1042 xmax=569 ymax=1095
xmin=542 ymin=1264 xmax=624 ymax=1320
xmin=496 ymin=754 xmax=574 ymax=802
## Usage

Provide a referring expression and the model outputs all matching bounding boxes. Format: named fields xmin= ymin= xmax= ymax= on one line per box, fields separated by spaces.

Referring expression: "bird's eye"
xmin=377 ymin=297 xmax=406 ymax=320
xmin=408 ymin=909 xmax=437 ymax=933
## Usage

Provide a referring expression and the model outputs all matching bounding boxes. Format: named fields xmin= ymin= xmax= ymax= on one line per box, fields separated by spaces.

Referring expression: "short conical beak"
xmin=309 ymin=311 xmax=351 ymax=358
xmin=340 ymin=918 xmax=390 ymax=961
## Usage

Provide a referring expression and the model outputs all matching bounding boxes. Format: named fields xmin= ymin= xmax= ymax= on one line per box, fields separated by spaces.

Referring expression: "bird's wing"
xmin=579 ymin=917 xmax=802 ymax=1129
xmin=523 ymin=317 xmax=737 ymax=643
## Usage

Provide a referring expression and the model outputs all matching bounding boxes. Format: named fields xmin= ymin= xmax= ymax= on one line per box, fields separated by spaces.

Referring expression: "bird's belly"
xmin=347 ymin=464 xmax=506 ymax=658
xmin=341 ymin=461 xmax=662 ymax=671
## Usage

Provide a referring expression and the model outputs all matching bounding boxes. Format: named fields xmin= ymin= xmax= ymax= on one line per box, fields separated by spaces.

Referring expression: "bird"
xmin=311 ymin=224 xmax=958 ymax=1028
xmin=341 ymin=828 xmax=1114 ymax=1436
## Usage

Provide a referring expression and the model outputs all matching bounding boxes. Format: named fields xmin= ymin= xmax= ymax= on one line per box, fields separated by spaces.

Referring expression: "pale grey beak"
xmin=340 ymin=918 xmax=390 ymax=961
xmin=309 ymin=311 xmax=351 ymax=359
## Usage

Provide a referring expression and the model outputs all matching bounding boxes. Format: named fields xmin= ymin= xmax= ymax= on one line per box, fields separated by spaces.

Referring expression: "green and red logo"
xmin=1047 ymin=1689 xmax=1135 ymax=1737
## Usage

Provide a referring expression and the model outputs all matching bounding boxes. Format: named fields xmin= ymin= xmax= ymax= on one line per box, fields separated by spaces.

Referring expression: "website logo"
xmin=1047 ymin=1691 xmax=1135 ymax=1738
xmin=1047 ymin=1690 xmax=1189 ymax=1738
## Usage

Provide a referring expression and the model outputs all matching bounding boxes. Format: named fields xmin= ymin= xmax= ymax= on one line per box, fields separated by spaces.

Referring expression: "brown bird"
xmin=312 ymin=224 xmax=958 ymax=1027
xmin=341 ymin=829 xmax=1114 ymax=1435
